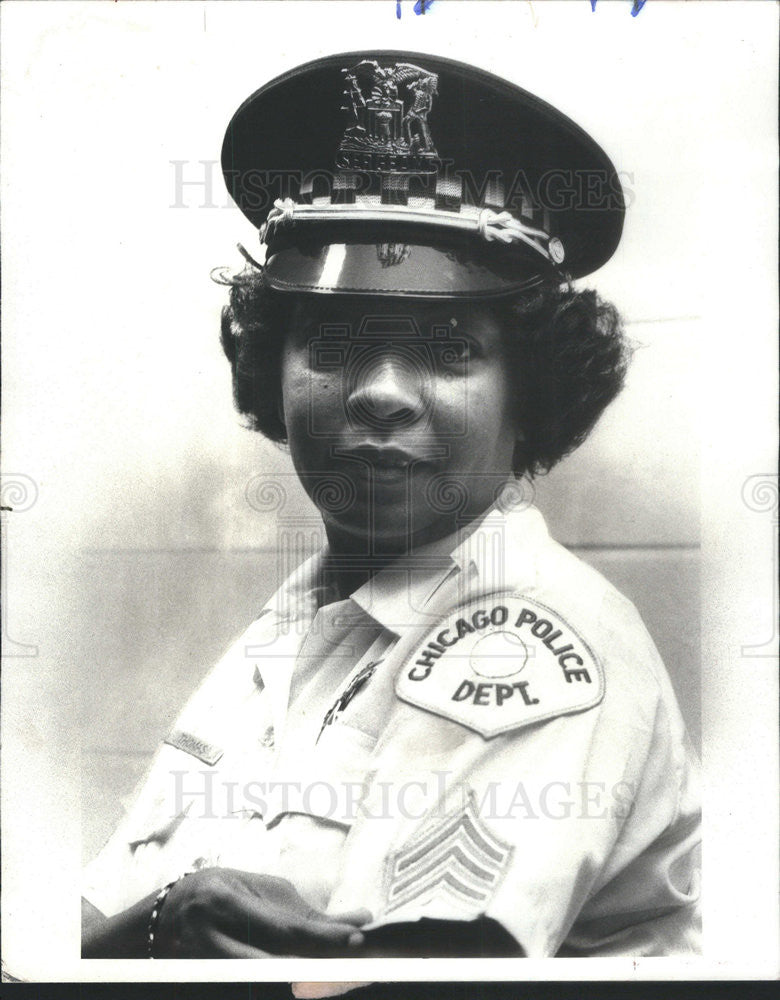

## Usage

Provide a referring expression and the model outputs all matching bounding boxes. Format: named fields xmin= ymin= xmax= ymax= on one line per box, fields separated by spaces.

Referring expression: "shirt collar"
xmin=263 ymin=547 xmax=336 ymax=624
xmin=261 ymin=491 xmax=551 ymax=635
xmin=350 ymin=496 xmax=551 ymax=633
xmin=449 ymin=498 xmax=549 ymax=593
xmin=348 ymin=530 xmax=460 ymax=634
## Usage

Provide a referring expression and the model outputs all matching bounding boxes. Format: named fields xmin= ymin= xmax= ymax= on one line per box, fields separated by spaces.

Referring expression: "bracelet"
xmin=146 ymin=868 xmax=196 ymax=958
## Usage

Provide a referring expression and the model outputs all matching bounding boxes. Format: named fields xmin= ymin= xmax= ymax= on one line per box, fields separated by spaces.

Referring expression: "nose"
xmin=345 ymin=350 xmax=429 ymax=430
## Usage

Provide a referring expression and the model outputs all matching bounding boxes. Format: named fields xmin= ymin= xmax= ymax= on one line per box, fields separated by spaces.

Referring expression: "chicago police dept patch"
xmin=395 ymin=594 xmax=604 ymax=737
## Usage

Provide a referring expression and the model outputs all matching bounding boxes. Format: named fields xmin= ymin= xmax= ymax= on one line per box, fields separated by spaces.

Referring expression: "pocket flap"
xmin=263 ymin=724 xmax=377 ymax=828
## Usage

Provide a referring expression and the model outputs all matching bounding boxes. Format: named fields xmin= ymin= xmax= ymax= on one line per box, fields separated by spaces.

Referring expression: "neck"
xmin=322 ymin=507 xmax=488 ymax=600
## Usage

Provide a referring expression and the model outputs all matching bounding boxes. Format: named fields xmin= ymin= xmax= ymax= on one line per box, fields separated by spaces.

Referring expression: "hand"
xmin=153 ymin=868 xmax=372 ymax=958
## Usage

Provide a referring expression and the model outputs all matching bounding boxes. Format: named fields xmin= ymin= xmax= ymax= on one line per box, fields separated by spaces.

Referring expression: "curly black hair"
xmin=217 ymin=265 xmax=631 ymax=478
xmin=497 ymin=286 xmax=631 ymax=475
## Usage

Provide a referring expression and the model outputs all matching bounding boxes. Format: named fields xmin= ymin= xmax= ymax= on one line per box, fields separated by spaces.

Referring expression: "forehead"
xmin=288 ymin=294 xmax=504 ymax=338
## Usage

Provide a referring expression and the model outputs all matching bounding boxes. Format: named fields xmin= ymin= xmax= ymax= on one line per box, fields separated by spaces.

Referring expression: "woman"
xmin=82 ymin=50 xmax=700 ymax=959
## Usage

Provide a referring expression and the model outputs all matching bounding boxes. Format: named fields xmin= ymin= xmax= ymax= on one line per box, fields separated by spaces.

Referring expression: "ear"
xmin=515 ymin=428 xmax=526 ymax=443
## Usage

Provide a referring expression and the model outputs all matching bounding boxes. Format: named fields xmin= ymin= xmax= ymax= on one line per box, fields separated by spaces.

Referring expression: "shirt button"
xmin=260 ymin=726 xmax=275 ymax=748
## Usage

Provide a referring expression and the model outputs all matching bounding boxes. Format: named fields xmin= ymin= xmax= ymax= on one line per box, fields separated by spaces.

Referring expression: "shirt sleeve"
xmin=82 ymin=618 xmax=273 ymax=917
xmin=326 ymin=586 xmax=701 ymax=959
xmin=81 ymin=760 xmax=164 ymax=917
xmin=481 ymin=589 xmax=701 ymax=956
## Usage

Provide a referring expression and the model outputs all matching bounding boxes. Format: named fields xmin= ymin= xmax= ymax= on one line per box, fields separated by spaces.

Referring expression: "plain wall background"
xmin=1 ymin=1 xmax=776 ymax=982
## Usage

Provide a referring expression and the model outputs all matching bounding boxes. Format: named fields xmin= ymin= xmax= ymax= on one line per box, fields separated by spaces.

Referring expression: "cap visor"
xmin=264 ymin=241 xmax=553 ymax=298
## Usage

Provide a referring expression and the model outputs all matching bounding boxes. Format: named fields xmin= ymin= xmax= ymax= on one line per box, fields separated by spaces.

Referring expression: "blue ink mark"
xmin=591 ymin=0 xmax=646 ymax=14
xmin=397 ymin=0 xmax=402 ymax=17
xmin=414 ymin=0 xmax=434 ymax=14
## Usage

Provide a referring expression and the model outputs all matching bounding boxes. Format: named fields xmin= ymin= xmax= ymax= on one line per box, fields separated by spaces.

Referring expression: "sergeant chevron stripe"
xmin=386 ymin=792 xmax=513 ymax=918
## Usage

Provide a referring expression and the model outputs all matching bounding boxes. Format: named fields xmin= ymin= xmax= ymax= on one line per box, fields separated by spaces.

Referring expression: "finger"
xmin=209 ymin=928 xmax=273 ymax=959
xmin=300 ymin=918 xmax=366 ymax=944
xmin=232 ymin=900 xmax=360 ymax=956
xmin=287 ymin=919 xmax=366 ymax=957
xmin=325 ymin=908 xmax=373 ymax=926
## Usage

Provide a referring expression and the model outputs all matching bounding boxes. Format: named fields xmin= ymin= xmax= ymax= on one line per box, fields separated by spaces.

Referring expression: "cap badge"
xmin=376 ymin=242 xmax=412 ymax=267
xmin=337 ymin=60 xmax=440 ymax=174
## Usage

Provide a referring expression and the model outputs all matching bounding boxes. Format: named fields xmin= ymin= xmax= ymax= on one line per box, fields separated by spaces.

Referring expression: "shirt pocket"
xmin=255 ymin=724 xmax=378 ymax=911
xmin=263 ymin=722 xmax=378 ymax=830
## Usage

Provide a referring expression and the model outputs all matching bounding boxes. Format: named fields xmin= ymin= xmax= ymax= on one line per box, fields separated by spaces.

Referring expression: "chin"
xmin=325 ymin=502 xmax=454 ymax=551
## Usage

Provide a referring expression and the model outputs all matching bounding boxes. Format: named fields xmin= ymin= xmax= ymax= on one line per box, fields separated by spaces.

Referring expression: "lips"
xmin=345 ymin=445 xmax=417 ymax=468
xmin=336 ymin=444 xmax=431 ymax=485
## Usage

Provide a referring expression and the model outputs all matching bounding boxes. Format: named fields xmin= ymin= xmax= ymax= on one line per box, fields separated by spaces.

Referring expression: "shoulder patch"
xmin=395 ymin=594 xmax=604 ymax=737
xmin=163 ymin=729 xmax=223 ymax=766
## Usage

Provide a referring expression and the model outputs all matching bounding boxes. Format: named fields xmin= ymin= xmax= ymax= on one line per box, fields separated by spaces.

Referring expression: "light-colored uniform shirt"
xmin=83 ymin=501 xmax=701 ymax=957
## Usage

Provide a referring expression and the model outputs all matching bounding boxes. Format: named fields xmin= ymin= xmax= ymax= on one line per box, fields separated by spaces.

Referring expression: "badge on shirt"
xmin=395 ymin=594 xmax=604 ymax=737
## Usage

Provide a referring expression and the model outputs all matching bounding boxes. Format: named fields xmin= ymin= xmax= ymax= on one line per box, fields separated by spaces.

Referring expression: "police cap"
xmin=222 ymin=50 xmax=624 ymax=298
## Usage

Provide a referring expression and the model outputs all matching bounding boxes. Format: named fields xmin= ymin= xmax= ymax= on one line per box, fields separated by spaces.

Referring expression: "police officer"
xmin=82 ymin=51 xmax=700 ymax=958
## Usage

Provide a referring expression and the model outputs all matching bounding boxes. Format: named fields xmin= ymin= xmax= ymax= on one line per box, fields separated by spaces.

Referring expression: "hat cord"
xmin=258 ymin=197 xmax=563 ymax=265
